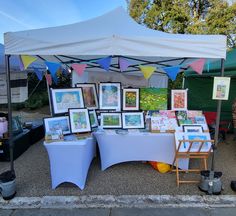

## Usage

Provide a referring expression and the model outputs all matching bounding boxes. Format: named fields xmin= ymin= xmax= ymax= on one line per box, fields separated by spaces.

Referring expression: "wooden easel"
xmin=172 ymin=139 xmax=214 ymax=187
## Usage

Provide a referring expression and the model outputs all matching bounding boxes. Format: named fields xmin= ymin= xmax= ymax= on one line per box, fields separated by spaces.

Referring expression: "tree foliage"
xmin=128 ymin=0 xmax=236 ymax=47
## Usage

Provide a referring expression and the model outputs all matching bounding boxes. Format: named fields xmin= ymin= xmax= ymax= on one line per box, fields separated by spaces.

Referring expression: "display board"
xmin=0 ymin=72 xmax=28 ymax=104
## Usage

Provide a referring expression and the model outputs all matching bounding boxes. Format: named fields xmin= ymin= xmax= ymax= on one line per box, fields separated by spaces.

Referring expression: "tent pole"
xmin=214 ymin=58 xmax=225 ymax=149
xmin=5 ymin=54 xmax=15 ymax=174
xmin=46 ymin=76 xmax=52 ymax=116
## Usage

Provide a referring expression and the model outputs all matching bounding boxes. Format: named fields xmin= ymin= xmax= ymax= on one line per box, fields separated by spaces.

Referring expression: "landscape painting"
xmin=51 ymin=88 xmax=84 ymax=114
xmin=140 ymin=88 xmax=167 ymax=110
xmin=122 ymin=112 xmax=144 ymax=129
xmin=100 ymin=112 xmax=122 ymax=129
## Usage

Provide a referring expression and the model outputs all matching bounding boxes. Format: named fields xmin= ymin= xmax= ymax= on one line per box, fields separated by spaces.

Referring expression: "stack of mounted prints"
xmin=150 ymin=110 xmax=178 ymax=132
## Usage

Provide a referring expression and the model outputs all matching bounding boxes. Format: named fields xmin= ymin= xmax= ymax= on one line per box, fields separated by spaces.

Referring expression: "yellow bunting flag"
xmin=20 ymin=55 xmax=37 ymax=70
xmin=139 ymin=66 xmax=156 ymax=79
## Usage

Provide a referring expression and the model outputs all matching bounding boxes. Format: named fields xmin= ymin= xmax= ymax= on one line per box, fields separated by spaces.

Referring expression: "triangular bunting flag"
xmin=45 ymin=74 xmax=52 ymax=86
xmin=96 ymin=56 xmax=112 ymax=71
xmin=188 ymin=58 xmax=206 ymax=75
xmin=18 ymin=56 xmax=24 ymax=71
xmin=163 ymin=66 xmax=181 ymax=81
xmin=119 ymin=57 xmax=131 ymax=72
xmin=45 ymin=61 xmax=61 ymax=84
xmin=33 ymin=67 xmax=44 ymax=81
xmin=71 ymin=64 xmax=87 ymax=76
xmin=139 ymin=66 xmax=156 ymax=79
xmin=20 ymin=55 xmax=37 ymax=70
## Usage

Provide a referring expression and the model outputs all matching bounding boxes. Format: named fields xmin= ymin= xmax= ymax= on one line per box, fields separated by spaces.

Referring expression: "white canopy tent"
xmin=4 ymin=7 xmax=227 ymax=89
xmin=3 ymin=7 xmax=227 ymax=173
xmin=4 ymin=7 xmax=226 ymax=58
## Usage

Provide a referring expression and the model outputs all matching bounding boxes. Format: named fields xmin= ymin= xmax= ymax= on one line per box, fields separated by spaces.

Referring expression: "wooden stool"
xmin=172 ymin=135 xmax=214 ymax=187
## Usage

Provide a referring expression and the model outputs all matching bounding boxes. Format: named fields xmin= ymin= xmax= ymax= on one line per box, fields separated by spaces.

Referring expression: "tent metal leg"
xmin=214 ymin=59 xmax=225 ymax=148
xmin=5 ymin=54 xmax=14 ymax=174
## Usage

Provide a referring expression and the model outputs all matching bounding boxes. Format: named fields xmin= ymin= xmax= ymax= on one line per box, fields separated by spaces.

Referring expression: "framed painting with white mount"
xmin=75 ymin=83 xmax=98 ymax=109
xmin=50 ymin=88 xmax=84 ymax=115
xmin=99 ymin=82 xmax=121 ymax=111
xmin=68 ymin=108 xmax=91 ymax=133
xmin=43 ymin=116 xmax=71 ymax=135
xmin=100 ymin=112 xmax=122 ymax=129
xmin=182 ymin=124 xmax=203 ymax=133
xmin=122 ymin=88 xmax=140 ymax=111
xmin=171 ymin=89 xmax=187 ymax=111
xmin=122 ymin=112 xmax=145 ymax=129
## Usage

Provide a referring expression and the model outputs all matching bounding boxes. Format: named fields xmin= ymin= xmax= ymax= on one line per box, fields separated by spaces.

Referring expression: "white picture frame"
xmin=122 ymin=88 xmax=140 ymax=111
xmin=99 ymin=82 xmax=121 ymax=110
xmin=51 ymin=88 xmax=84 ymax=114
xmin=171 ymin=89 xmax=187 ymax=111
xmin=122 ymin=112 xmax=145 ymax=129
xmin=212 ymin=77 xmax=231 ymax=100
xmin=69 ymin=108 xmax=91 ymax=133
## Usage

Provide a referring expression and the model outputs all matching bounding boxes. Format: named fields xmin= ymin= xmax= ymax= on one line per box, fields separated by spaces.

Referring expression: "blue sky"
xmin=0 ymin=0 xmax=127 ymax=44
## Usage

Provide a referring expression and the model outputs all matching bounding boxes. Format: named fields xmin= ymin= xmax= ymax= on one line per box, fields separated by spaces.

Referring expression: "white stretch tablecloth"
xmin=44 ymin=135 xmax=96 ymax=190
xmin=94 ymin=131 xmax=188 ymax=170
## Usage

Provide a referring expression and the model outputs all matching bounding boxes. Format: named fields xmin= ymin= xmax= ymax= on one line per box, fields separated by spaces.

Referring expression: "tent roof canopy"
xmin=4 ymin=7 xmax=227 ymax=60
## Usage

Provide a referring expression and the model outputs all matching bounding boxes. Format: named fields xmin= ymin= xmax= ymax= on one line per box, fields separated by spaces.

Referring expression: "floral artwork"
xmin=122 ymin=112 xmax=144 ymax=129
xmin=140 ymin=88 xmax=167 ymax=111
xmin=69 ymin=108 xmax=91 ymax=133
xmin=122 ymin=88 xmax=139 ymax=111
xmin=44 ymin=116 xmax=70 ymax=135
xmin=99 ymin=83 xmax=121 ymax=110
xmin=100 ymin=113 xmax=122 ymax=128
xmin=212 ymin=77 xmax=231 ymax=100
xmin=51 ymin=88 xmax=84 ymax=114
xmin=171 ymin=89 xmax=187 ymax=110
xmin=75 ymin=83 xmax=98 ymax=109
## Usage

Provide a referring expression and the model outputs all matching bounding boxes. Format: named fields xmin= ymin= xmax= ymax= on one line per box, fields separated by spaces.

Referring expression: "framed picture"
xmin=75 ymin=83 xmax=98 ymax=109
xmin=171 ymin=89 xmax=187 ymax=111
xmin=100 ymin=112 xmax=122 ymax=129
xmin=122 ymin=88 xmax=140 ymax=111
xmin=51 ymin=88 xmax=84 ymax=114
xmin=140 ymin=88 xmax=167 ymax=110
xmin=212 ymin=77 xmax=231 ymax=100
xmin=99 ymin=82 xmax=121 ymax=110
xmin=182 ymin=125 xmax=203 ymax=133
xmin=69 ymin=108 xmax=91 ymax=133
xmin=175 ymin=132 xmax=211 ymax=152
xmin=122 ymin=112 xmax=145 ymax=129
xmin=44 ymin=116 xmax=70 ymax=135
xmin=89 ymin=110 xmax=99 ymax=128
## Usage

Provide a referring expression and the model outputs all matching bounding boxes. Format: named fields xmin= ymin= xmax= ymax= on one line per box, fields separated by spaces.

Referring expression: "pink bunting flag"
xmin=71 ymin=64 xmax=87 ymax=76
xmin=188 ymin=58 xmax=206 ymax=75
xmin=45 ymin=74 xmax=52 ymax=86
